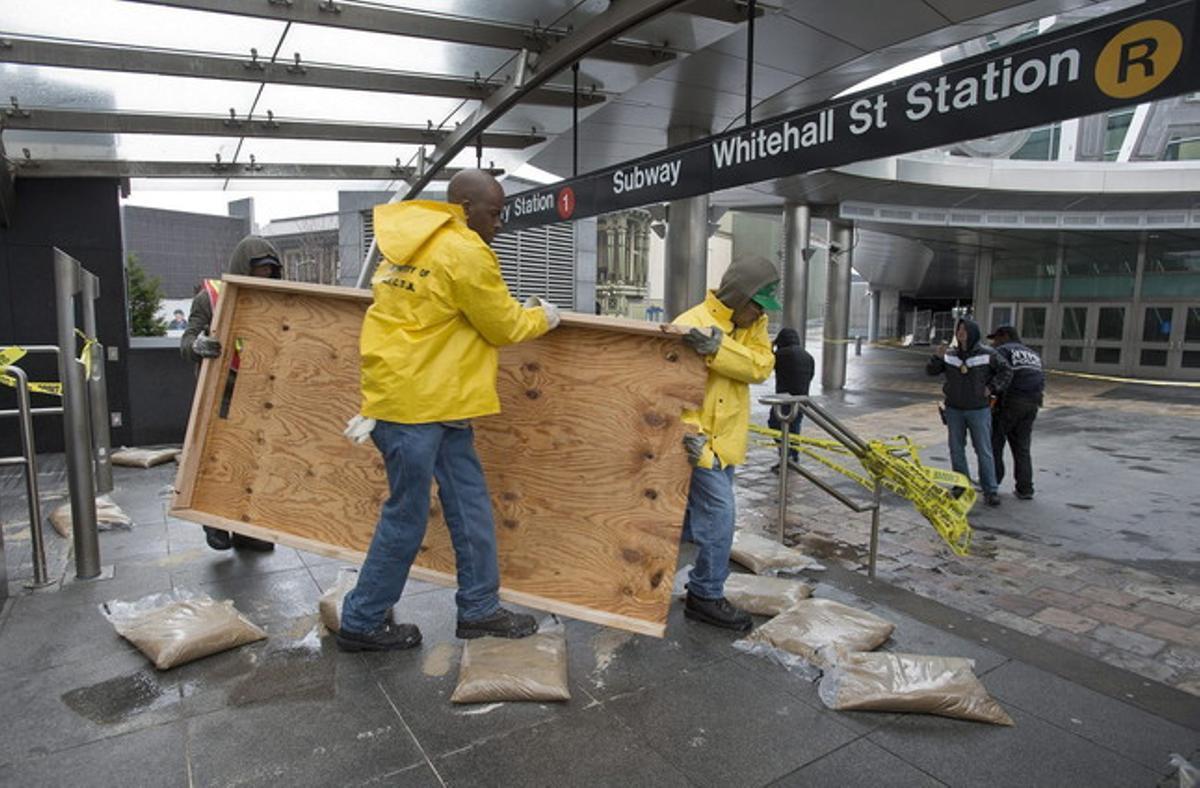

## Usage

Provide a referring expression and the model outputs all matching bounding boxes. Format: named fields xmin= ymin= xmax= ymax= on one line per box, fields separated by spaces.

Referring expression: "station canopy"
xmin=0 ymin=0 xmax=1143 ymax=200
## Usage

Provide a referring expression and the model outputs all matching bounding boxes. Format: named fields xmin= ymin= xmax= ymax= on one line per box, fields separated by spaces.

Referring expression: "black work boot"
xmin=684 ymin=592 xmax=753 ymax=632
xmin=335 ymin=621 xmax=422 ymax=652
xmin=231 ymin=533 xmax=275 ymax=552
xmin=456 ymin=607 xmax=538 ymax=639
xmin=204 ymin=527 xmax=232 ymax=551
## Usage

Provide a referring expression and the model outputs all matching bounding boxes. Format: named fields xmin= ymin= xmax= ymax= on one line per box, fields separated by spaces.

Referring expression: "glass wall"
xmin=1142 ymin=235 xmax=1200 ymax=297
xmin=990 ymin=247 xmax=1056 ymax=299
xmin=1060 ymin=240 xmax=1136 ymax=298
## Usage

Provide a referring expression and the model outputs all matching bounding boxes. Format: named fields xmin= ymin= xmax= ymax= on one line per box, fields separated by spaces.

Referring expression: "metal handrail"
xmin=0 ymin=364 xmax=52 ymax=587
xmin=761 ymin=394 xmax=883 ymax=578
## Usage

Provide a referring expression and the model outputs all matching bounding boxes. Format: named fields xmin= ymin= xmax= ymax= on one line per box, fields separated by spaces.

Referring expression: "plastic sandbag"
xmin=49 ymin=494 xmax=133 ymax=537
xmin=101 ymin=590 xmax=267 ymax=670
xmin=730 ymin=530 xmax=825 ymax=575
xmin=723 ymin=573 xmax=813 ymax=616
xmin=736 ymin=598 xmax=894 ymax=670
xmin=111 ymin=447 xmax=180 ymax=468
xmin=818 ymin=651 xmax=1014 ymax=726
xmin=451 ymin=626 xmax=570 ymax=704
xmin=318 ymin=567 xmax=360 ymax=633
xmin=1172 ymin=754 xmax=1198 ymax=788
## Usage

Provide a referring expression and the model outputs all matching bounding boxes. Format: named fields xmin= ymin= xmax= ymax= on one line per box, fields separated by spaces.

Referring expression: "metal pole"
xmin=822 ymin=221 xmax=853 ymax=391
xmin=3 ymin=366 xmax=51 ymax=587
xmin=80 ymin=271 xmax=113 ymax=494
xmin=869 ymin=478 xmax=882 ymax=579
xmin=572 ymin=61 xmax=580 ymax=177
xmin=782 ymin=202 xmax=811 ymax=342
xmin=54 ymin=249 xmax=101 ymax=580
xmin=777 ymin=414 xmax=790 ymax=544
xmin=665 ymin=125 xmax=709 ymax=319
xmin=744 ymin=0 xmax=756 ymax=127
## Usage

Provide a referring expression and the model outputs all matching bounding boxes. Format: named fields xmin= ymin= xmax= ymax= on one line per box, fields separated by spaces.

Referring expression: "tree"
xmin=126 ymin=254 xmax=167 ymax=337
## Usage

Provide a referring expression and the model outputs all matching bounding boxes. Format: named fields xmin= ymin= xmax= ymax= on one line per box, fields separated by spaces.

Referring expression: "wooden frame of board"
xmin=172 ymin=276 xmax=707 ymax=636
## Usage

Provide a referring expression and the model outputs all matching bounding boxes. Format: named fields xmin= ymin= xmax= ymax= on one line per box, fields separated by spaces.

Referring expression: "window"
xmin=1060 ymin=307 xmax=1087 ymax=340
xmin=1060 ymin=243 xmax=1136 ymax=298
xmin=1143 ymin=236 xmax=1200 ymax=298
xmin=991 ymin=248 xmax=1056 ymax=299
xmin=1021 ymin=307 xmax=1047 ymax=340
xmin=1141 ymin=307 xmax=1173 ymax=343
xmin=1094 ymin=347 xmax=1121 ymax=364
xmin=1103 ymin=109 xmax=1134 ymax=160
xmin=1011 ymin=124 xmax=1060 ymax=161
xmin=1164 ymin=136 xmax=1200 ymax=161
xmin=1096 ymin=307 xmax=1125 ymax=342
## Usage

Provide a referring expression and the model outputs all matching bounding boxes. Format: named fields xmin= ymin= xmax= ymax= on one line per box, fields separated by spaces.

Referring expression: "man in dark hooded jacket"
xmin=180 ymin=235 xmax=282 ymax=551
xmin=927 ymin=318 xmax=1012 ymax=506
xmin=768 ymin=327 xmax=814 ymax=470
xmin=987 ymin=325 xmax=1044 ymax=500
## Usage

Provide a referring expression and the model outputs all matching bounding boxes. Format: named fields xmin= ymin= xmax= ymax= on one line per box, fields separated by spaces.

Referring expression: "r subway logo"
xmin=1095 ymin=20 xmax=1183 ymax=99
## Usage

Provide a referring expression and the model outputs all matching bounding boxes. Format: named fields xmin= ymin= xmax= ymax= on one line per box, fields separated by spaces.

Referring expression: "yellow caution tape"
xmin=751 ymin=425 xmax=975 ymax=556
xmin=1 ymin=331 xmax=98 ymax=397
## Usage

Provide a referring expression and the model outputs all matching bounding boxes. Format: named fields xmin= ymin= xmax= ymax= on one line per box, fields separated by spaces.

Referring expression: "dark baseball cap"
xmin=987 ymin=325 xmax=1016 ymax=340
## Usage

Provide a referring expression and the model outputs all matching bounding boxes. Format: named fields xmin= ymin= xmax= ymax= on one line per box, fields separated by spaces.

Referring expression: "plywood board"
xmin=172 ymin=276 xmax=706 ymax=636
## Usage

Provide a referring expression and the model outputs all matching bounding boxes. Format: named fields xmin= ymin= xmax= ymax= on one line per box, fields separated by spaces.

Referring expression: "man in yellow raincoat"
xmin=674 ymin=255 xmax=779 ymax=631
xmin=337 ymin=170 xmax=560 ymax=652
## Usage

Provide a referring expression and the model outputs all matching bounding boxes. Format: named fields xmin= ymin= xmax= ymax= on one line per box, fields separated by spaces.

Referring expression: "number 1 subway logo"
xmin=1095 ymin=20 xmax=1183 ymax=99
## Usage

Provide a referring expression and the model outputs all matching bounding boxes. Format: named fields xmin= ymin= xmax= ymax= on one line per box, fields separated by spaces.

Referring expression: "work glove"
xmin=683 ymin=326 xmax=723 ymax=356
xmin=524 ymin=295 xmax=561 ymax=330
xmin=191 ymin=333 xmax=222 ymax=359
xmin=682 ymin=433 xmax=708 ymax=467
xmin=343 ymin=414 xmax=377 ymax=445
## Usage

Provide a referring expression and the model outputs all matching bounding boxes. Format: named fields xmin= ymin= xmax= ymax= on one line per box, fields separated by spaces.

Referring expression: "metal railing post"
xmin=869 ymin=478 xmax=882 ymax=579
xmin=80 ymin=270 xmax=113 ymax=494
xmin=54 ymin=248 xmax=101 ymax=580
xmin=0 ymin=365 xmax=52 ymax=587
xmin=761 ymin=395 xmax=804 ymax=545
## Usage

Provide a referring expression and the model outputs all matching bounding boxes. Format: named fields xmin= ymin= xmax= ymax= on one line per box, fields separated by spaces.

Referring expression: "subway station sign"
xmin=502 ymin=0 xmax=1199 ymax=231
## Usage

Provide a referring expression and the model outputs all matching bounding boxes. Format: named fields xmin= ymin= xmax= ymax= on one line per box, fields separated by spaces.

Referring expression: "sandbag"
xmin=318 ymin=567 xmax=359 ymax=633
xmin=737 ymin=598 xmax=894 ymax=669
xmin=818 ymin=651 xmax=1014 ymax=726
xmin=723 ymin=573 xmax=812 ymax=616
xmin=49 ymin=495 xmax=133 ymax=537
xmin=111 ymin=447 xmax=180 ymax=468
xmin=730 ymin=530 xmax=825 ymax=575
xmin=101 ymin=590 xmax=267 ymax=670
xmin=451 ymin=629 xmax=570 ymax=704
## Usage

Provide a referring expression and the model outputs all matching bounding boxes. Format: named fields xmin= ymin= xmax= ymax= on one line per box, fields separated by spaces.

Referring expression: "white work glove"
xmin=524 ymin=295 xmax=561 ymax=330
xmin=191 ymin=333 xmax=222 ymax=359
xmin=343 ymin=415 xmax=376 ymax=445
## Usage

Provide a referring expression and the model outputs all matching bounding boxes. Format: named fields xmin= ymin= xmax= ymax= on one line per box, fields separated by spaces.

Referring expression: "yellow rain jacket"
xmin=360 ymin=200 xmax=549 ymax=423
xmin=673 ymin=291 xmax=774 ymax=469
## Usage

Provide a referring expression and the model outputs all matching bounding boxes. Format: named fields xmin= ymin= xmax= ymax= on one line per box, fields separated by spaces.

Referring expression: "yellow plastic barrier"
xmin=751 ymin=424 xmax=974 ymax=556
xmin=1 ymin=331 xmax=97 ymax=397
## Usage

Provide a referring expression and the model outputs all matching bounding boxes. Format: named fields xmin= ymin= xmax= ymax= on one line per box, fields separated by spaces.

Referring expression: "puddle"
xmin=797 ymin=534 xmax=864 ymax=563
xmin=421 ymin=642 xmax=456 ymax=677
xmin=61 ymin=671 xmax=177 ymax=724
xmin=592 ymin=629 xmax=634 ymax=674
xmin=228 ymin=635 xmax=335 ymax=706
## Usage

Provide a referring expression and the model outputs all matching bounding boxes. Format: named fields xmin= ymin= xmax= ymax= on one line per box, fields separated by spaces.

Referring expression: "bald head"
xmin=448 ymin=169 xmax=506 ymax=245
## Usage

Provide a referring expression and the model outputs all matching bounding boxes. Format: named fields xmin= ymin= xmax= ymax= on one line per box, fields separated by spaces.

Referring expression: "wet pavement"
xmin=0 ymin=345 xmax=1198 ymax=785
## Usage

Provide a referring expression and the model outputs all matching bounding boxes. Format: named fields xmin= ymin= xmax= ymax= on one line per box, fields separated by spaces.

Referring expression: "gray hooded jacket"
xmin=180 ymin=236 xmax=281 ymax=363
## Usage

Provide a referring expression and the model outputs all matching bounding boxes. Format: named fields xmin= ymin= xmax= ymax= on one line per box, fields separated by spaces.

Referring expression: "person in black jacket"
xmin=987 ymin=325 xmax=1045 ymax=500
xmin=768 ymin=328 xmax=814 ymax=471
xmin=927 ymin=317 xmax=1012 ymax=506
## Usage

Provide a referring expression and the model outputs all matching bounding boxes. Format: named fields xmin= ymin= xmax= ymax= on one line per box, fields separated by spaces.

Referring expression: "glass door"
xmin=1054 ymin=304 xmax=1089 ymax=371
xmin=1175 ymin=305 xmax=1200 ymax=381
xmin=1017 ymin=305 xmax=1048 ymax=359
xmin=1133 ymin=304 xmax=1176 ymax=377
xmin=1090 ymin=305 xmax=1128 ymax=373
xmin=989 ymin=302 xmax=1016 ymax=334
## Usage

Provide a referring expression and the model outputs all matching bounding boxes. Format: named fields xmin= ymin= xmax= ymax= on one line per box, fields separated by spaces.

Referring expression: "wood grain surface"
xmin=173 ymin=277 xmax=706 ymax=636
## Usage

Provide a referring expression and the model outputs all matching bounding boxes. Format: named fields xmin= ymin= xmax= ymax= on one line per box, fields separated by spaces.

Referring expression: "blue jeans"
xmin=681 ymin=462 xmax=736 ymax=600
xmin=340 ymin=421 xmax=501 ymax=634
xmin=945 ymin=406 xmax=998 ymax=495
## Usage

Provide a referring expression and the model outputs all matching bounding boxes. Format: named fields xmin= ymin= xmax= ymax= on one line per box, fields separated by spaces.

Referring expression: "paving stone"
xmin=985 ymin=610 xmax=1047 ymax=637
xmin=1081 ymin=603 xmax=1146 ymax=629
xmin=0 ymin=720 xmax=188 ymax=787
xmin=1132 ymin=600 xmax=1200 ymax=627
xmin=988 ymin=561 xmax=1035 ymax=579
xmin=1032 ymin=607 xmax=1099 ymax=634
xmin=868 ymin=705 xmax=1161 ymax=788
xmin=992 ymin=593 xmax=1046 ymax=617
xmin=1160 ymin=646 xmax=1200 ymax=674
xmin=1040 ymin=628 xmax=1115 ymax=662
xmin=983 ymin=661 xmax=1199 ymax=772
xmin=772 ymin=738 xmax=944 ymax=787
xmin=1089 ymin=625 xmax=1166 ymax=657
xmin=1079 ymin=585 xmax=1141 ymax=609
xmin=1032 ymin=573 xmax=1088 ymax=594
xmin=1023 ymin=557 xmax=1081 ymax=577
xmin=1122 ymin=584 xmax=1200 ymax=614
xmin=1139 ymin=620 xmax=1200 ymax=649
xmin=1029 ymin=588 xmax=1089 ymax=611
xmin=1102 ymin=649 xmax=1180 ymax=685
